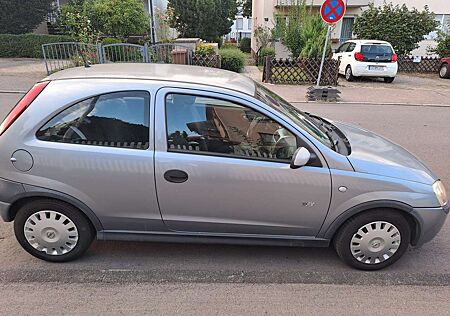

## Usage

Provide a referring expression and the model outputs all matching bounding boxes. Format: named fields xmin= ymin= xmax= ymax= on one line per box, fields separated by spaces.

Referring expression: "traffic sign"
xmin=320 ymin=0 xmax=346 ymax=24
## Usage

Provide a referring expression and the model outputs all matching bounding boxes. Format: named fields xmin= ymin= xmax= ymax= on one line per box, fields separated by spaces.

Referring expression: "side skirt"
xmin=97 ymin=231 xmax=330 ymax=248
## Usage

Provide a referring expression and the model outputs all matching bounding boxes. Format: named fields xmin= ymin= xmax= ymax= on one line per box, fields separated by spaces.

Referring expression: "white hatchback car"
xmin=333 ymin=40 xmax=398 ymax=83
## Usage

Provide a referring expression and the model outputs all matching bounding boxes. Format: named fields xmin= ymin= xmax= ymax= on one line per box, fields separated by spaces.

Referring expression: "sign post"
xmin=316 ymin=0 xmax=346 ymax=87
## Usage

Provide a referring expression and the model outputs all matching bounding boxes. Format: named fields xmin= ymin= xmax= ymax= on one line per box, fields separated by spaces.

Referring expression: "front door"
xmin=154 ymin=89 xmax=332 ymax=236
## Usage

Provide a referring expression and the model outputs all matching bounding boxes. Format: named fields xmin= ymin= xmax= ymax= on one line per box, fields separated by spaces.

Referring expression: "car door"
xmin=334 ymin=42 xmax=350 ymax=74
xmin=340 ymin=42 xmax=356 ymax=74
xmin=154 ymin=88 xmax=332 ymax=237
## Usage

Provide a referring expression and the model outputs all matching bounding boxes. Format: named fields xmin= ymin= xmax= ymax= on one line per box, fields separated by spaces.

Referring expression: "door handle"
xmin=164 ymin=170 xmax=188 ymax=183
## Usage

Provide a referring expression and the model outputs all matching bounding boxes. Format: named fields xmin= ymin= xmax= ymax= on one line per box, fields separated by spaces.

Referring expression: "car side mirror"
xmin=290 ymin=147 xmax=311 ymax=169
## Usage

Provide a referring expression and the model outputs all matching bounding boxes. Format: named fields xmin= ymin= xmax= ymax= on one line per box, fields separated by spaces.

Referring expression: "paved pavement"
xmin=1 ymin=64 xmax=450 ymax=314
xmin=244 ymin=66 xmax=450 ymax=106
xmin=1 ymin=283 xmax=449 ymax=315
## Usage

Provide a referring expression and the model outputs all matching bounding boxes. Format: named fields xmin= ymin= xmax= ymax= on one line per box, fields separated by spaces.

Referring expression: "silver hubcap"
xmin=346 ymin=68 xmax=351 ymax=79
xmin=24 ymin=210 xmax=79 ymax=256
xmin=350 ymin=221 xmax=401 ymax=265
xmin=440 ymin=66 xmax=447 ymax=77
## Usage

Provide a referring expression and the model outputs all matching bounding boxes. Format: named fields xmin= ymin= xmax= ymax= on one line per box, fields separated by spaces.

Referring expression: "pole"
xmin=316 ymin=24 xmax=332 ymax=87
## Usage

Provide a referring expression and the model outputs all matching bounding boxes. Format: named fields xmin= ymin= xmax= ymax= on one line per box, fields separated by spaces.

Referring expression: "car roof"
xmin=45 ymin=63 xmax=257 ymax=96
xmin=344 ymin=40 xmax=392 ymax=45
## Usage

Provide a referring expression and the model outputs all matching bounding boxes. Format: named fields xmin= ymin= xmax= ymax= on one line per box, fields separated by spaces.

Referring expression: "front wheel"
xmin=384 ymin=77 xmax=395 ymax=83
xmin=439 ymin=63 xmax=450 ymax=79
xmin=333 ymin=210 xmax=411 ymax=270
xmin=14 ymin=200 xmax=94 ymax=262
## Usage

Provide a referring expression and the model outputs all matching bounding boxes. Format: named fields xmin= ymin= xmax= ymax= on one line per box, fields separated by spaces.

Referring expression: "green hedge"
xmin=0 ymin=34 xmax=74 ymax=58
xmin=219 ymin=48 xmax=245 ymax=73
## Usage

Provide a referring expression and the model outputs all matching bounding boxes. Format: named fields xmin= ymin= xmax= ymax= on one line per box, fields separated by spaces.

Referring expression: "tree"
xmin=0 ymin=0 xmax=53 ymax=34
xmin=242 ymin=0 xmax=252 ymax=18
xmin=57 ymin=0 xmax=99 ymax=43
xmin=87 ymin=0 xmax=150 ymax=39
xmin=275 ymin=0 xmax=329 ymax=58
xmin=353 ymin=4 xmax=438 ymax=56
xmin=168 ymin=0 xmax=238 ymax=42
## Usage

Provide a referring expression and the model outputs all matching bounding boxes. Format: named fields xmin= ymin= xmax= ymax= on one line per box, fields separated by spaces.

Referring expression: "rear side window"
xmin=346 ymin=42 xmax=356 ymax=52
xmin=36 ymin=91 xmax=150 ymax=150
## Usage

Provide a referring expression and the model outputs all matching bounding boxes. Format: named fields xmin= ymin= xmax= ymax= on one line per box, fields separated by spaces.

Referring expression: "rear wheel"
xmin=334 ymin=209 xmax=411 ymax=270
xmin=439 ymin=63 xmax=450 ymax=79
xmin=14 ymin=200 xmax=94 ymax=262
xmin=345 ymin=66 xmax=355 ymax=82
xmin=384 ymin=77 xmax=395 ymax=83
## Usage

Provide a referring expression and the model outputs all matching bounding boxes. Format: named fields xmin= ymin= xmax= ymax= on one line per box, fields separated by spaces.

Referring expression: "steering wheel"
xmin=63 ymin=126 xmax=87 ymax=142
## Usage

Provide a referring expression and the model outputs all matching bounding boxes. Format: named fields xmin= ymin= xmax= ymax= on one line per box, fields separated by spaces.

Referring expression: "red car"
xmin=439 ymin=57 xmax=450 ymax=78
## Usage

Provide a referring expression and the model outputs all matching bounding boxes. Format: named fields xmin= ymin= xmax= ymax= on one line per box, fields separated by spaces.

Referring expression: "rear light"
xmin=354 ymin=52 xmax=364 ymax=61
xmin=0 ymin=81 xmax=49 ymax=136
xmin=391 ymin=53 xmax=398 ymax=62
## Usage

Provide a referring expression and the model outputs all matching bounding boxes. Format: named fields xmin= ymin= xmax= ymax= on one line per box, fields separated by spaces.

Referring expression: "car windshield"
xmin=255 ymin=84 xmax=334 ymax=150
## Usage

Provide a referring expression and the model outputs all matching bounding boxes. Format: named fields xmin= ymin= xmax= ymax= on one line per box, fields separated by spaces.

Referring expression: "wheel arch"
xmin=321 ymin=200 xmax=420 ymax=245
xmin=6 ymin=190 xmax=103 ymax=232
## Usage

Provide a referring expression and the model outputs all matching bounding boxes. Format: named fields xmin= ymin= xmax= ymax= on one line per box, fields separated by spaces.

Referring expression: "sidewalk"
xmin=0 ymin=58 xmax=47 ymax=92
xmin=243 ymin=66 xmax=450 ymax=106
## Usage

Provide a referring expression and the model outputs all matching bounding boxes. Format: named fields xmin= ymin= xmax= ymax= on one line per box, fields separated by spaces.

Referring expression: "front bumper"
xmin=411 ymin=204 xmax=449 ymax=246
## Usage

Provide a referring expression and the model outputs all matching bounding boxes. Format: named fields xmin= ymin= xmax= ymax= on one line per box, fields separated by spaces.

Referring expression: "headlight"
xmin=433 ymin=181 xmax=448 ymax=207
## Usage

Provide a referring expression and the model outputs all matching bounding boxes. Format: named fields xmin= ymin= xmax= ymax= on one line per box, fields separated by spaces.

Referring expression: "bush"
xmin=195 ymin=43 xmax=215 ymax=56
xmin=260 ymin=47 xmax=275 ymax=59
xmin=430 ymin=25 xmax=450 ymax=57
xmin=239 ymin=37 xmax=251 ymax=53
xmin=88 ymin=0 xmax=150 ymax=39
xmin=0 ymin=34 xmax=74 ymax=58
xmin=354 ymin=3 xmax=438 ymax=56
xmin=219 ymin=48 xmax=245 ymax=72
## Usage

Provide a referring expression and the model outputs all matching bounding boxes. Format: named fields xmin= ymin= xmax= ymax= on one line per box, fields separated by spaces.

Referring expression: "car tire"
xmin=439 ymin=63 xmax=450 ymax=79
xmin=384 ymin=77 xmax=395 ymax=83
xmin=345 ymin=66 xmax=355 ymax=82
xmin=333 ymin=209 xmax=411 ymax=270
xmin=14 ymin=199 xmax=94 ymax=262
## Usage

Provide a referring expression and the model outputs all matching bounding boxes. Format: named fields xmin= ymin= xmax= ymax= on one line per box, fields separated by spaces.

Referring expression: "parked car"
xmin=439 ymin=57 xmax=450 ymax=79
xmin=0 ymin=64 xmax=447 ymax=270
xmin=333 ymin=40 xmax=398 ymax=83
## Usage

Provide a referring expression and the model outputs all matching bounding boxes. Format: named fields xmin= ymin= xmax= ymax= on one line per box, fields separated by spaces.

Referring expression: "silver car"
xmin=0 ymin=64 xmax=448 ymax=270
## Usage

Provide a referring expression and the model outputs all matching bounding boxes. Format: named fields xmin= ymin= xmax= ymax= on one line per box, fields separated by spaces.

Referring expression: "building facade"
xmin=251 ymin=0 xmax=450 ymax=57
xmin=225 ymin=7 xmax=253 ymax=43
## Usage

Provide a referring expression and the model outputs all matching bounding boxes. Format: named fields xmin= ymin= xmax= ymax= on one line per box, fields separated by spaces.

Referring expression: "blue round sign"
xmin=321 ymin=0 xmax=346 ymax=24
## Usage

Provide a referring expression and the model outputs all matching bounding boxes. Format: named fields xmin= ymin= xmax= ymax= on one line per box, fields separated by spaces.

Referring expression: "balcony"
xmin=276 ymin=0 xmax=373 ymax=8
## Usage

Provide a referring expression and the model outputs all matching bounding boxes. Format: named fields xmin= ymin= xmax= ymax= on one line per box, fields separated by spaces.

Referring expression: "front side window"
xmin=37 ymin=91 xmax=150 ymax=149
xmin=165 ymin=93 xmax=298 ymax=162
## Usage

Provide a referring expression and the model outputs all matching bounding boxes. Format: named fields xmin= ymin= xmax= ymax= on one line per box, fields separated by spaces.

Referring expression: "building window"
xmin=236 ymin=18 xmax=244 ymax=30
xmin=248 ymin=18 xmax=252 ymax=29
xmin=340 ymin=17 xmax=354 ymax=43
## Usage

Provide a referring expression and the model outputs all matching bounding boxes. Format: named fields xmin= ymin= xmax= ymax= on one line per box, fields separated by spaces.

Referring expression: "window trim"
xmin=164 ymin=92 xmax=305 ymax=165
xmin=35 ymin=90 xmax=151 ymax=150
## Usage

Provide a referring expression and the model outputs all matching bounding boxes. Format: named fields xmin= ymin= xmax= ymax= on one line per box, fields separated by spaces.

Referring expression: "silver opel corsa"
xmin=0 ymin=64 xmax=447 ymax=270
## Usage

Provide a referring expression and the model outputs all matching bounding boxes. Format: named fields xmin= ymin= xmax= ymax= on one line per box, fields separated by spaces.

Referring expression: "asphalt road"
xmin=0 ymin=91 xmax=449 ymax=314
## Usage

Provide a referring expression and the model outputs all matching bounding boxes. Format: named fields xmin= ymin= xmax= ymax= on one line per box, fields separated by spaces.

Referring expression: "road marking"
xmin=0 ymin=90 xmax=26 ymax=94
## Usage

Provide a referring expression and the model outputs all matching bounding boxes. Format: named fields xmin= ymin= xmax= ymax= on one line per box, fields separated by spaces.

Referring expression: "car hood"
xmin=333 ymin=121 xmax=438 ymax=185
